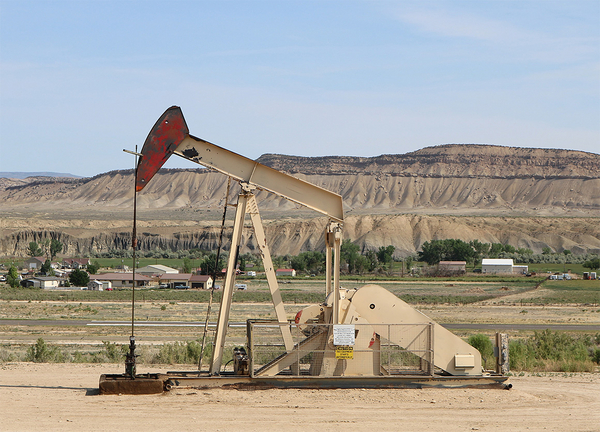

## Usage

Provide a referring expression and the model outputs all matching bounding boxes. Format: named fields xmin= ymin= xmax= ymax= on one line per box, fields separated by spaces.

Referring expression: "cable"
xmin=198 ymin=176 xmax=232 ymax=371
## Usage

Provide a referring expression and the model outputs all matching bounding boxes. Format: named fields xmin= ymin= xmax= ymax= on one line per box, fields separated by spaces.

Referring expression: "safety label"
xmin=335 ymin=346 xmax=354 ymax=359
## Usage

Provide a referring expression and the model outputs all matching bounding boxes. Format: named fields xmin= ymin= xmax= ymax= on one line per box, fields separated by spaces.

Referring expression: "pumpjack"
xmin=99 ymin=107 xmax=510 ymax=394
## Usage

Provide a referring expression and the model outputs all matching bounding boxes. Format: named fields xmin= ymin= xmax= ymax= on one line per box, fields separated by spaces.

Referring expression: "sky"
xmin=0 ymin=0 xmax=598 ymax=177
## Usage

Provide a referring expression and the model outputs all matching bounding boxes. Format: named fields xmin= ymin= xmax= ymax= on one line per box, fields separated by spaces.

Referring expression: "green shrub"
xmin=509 ymin=330 xmax=598 ymax=372
xmin=25 ymin=338 xmax=65 ymax=363
xmin=468 ymin=334 xmax=494 ymax=369
xmin=151 ymin=340 xmax=203 ymax=364
xmin=102 ymin=341 xmax=127 ymax=362
xmin=0 ymin=345 xmax=17 ymax=363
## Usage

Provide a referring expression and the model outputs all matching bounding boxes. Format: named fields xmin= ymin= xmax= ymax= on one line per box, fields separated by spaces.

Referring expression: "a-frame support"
xmin=210 ymin=184 xmax=294 ymax=375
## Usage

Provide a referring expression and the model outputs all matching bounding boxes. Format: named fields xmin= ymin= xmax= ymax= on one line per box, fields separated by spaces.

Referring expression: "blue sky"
xmin=1 ymin=0 xmax=598 ymax=177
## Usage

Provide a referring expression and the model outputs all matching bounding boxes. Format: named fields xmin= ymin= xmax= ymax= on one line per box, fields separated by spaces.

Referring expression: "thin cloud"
xmin=394 ymin=5 xmax=597 ymax=63
xmin=397 ymin=9 xmax=529 ymax=44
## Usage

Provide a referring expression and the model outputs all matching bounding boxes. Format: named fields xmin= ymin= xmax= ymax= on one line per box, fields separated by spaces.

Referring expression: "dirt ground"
xmin=0 ymin=363 xmax=598 ymax=432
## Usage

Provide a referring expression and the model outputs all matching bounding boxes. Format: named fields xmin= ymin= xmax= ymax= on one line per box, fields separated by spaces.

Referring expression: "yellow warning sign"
xmin=335 ymin=346 xmax=354 ymax=359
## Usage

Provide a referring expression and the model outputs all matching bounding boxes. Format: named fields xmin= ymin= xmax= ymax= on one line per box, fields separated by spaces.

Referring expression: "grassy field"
xmin=526 ymin=262 xmax=590 ymax=275
xmin=1 ymin=275 xmax=599 ymax=371
xmin=517 ymin=279 xmax=600 ymax=305
xmin=1 ymin=274 xmax=597 ymax=306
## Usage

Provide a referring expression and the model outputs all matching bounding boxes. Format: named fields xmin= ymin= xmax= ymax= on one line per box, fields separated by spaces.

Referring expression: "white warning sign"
xmin=333 ymin=324 xmax=355 ymax=346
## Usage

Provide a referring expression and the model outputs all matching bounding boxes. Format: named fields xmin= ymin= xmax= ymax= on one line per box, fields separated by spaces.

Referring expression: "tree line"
xmin=418 ymin=238 xmax=600 ymax=269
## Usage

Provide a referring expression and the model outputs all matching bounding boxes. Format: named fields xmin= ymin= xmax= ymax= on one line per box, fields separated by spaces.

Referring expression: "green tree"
xmin=354 ymin=255 xmax=370 ymax=274
xmin=563 ymin=249 xmax=572 ymax=256
xmin=40 ymin=259 xmax=54 ymax=276
xmin=28 ymin=241 xmax=42 ymax=257
xmin=181 ymin=258 xmax=192 ymax=273
xmin=87 ymin=262 xmax=100 ymax=275
xmin=291 ymin=251 xmax=325 ymax=275
xmin=405 ymin=256 xmax=414 ymax=274
xmin=40 ymin=239 xmax=51 ymax=259
xmin=69 ymin=268 xmax=90 ymax=287
xmin=517 ymin=248 xmax=533 ymax=255
xmin=469 ymin=240 xmax=490 ymax=258
xmin=489 ymin=243 xmax=504 ymax=258
xmin=364 ymin=250 xmax=378 ymax=272
xmin=419 ymin=241 xmax=444 ymax=265
xmin=377 ymin=245 xmax=395 ymax=267
xmin=200 ymin=253 xmax=225 ymax=276
xmin=542 ymin=247 xmax=552 ymax=255
xmin=341 ymin=239 xmax=361 ymax=274
xmin=583 ymin=258 xmax=600 ymax=271
xmin=50 ymin=239 xmax=63 ymax=260
xmin=502 ymin=244 xmax=516 ymax=254
xmin=7 ymin=265 xmax=21 ymax=288
xmin=291 ymin=254 xmax=307 ymax=272
xmin=418 ymin=239 xmax=475 ymax=265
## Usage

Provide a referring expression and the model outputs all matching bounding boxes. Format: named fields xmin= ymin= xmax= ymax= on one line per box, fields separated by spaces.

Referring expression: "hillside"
xmin=1 ymin=144 xmax=599 ymax=257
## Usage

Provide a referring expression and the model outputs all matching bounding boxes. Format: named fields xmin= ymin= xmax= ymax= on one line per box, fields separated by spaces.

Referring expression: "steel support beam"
xmin=246 ymin=194 xmax=294 ymax=351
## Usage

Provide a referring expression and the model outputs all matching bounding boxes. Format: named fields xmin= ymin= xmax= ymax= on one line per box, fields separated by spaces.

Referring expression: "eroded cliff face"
xmin=2 ymin=215 xmax=599 ymax=258
xmin=1 ymin=145 xmax=599 ymax=258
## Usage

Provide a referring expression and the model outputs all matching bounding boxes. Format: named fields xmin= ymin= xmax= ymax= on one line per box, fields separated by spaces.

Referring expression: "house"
xmin=24 ymin=256 xmax=46 ymax=270
xmin=481 ymin=259 xmax=514 ymax=274
xmin=513 ymin=265 xmax=529 ymax=275
xmin=22 ymin=276 xmax=61 ymax=289
xmin=62 ymin=258 xmax=90 ymax=269
xmin=276 ymin=269 xmax=296 ymax=277
xmin=88 ymin=280 xmax=112 ymax=291
xmin=136 ymin=264 xmax=179 ymax=277
xmin=190 ymin=275 xmax=213 ymax=289
xmin=53 ymin=268 xmax=68 ymax=278
xmin=437 ymin=261 xmax=466 ymax=275
xmin=158 ymin=273 xmax=193 ymax=288
xmin=93 ymin=272 xmax=151 ymax=288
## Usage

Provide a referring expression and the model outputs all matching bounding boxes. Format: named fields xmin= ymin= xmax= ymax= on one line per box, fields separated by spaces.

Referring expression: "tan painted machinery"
xmin=99 ymin=107 xmax=510 ymax=394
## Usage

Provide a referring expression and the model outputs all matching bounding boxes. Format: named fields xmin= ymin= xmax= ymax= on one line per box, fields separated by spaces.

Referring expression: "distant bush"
xmin=468 ymin=334 xmax=494 ymax=369
xmin=509 ymin=330 xmax=599 ymax=372
xmin=25 ymin=338 xmax=66 ymax=363
xmin=151 ymin=340 xmax=204 ymax=364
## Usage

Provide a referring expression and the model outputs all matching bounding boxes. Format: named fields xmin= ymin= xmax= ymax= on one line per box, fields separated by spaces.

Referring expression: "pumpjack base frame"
xmin=99 ymin=374 xmax=168 ymax=395
xmin=99 ymin=372 xmax=511 ymax=394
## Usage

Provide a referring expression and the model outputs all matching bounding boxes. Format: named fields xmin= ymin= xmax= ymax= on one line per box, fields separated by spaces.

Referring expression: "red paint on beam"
xmin=136 ymin=106 xmax=189 ymax=191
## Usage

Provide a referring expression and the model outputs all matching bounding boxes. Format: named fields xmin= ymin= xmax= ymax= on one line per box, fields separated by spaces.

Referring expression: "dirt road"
xmin=0 ymin=363 xmax=598 ymax=432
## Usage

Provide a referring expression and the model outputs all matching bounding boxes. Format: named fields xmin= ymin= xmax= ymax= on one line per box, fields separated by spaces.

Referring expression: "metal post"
xmin=428 ymin=323 xmax=434 ymax=376
xmin=495 ymin=332 xmax=509 ymax=374
xmin=333 ymin=225 xmax=342 ymax=324
xmin=325 ymin=224 xmax=333 ymax=296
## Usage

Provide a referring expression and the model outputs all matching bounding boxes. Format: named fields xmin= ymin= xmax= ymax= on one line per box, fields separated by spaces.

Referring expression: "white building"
xmin=136 ymin=265 xmax=179 ymax=277
xmin=481 ymin=259 xmax=514 ymax=274
xmin=94 ymin=272 xmax=151 ymax=288
xmin=276 ymin=269 xmax=296 ymax=277
xmin=23 ymin=276 xmax=61 ymax=289
xmin=88 ymin=280 xmax=112 ymax=291
xmin=513 ymin=265 xmax=529 ymax=275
